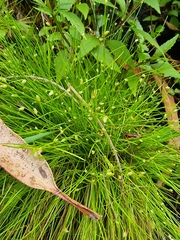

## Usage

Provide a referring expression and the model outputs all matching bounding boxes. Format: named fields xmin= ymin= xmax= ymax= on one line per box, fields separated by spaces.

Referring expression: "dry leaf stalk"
xmin=0 ymin=119 xmax=101 ymax=220
xmin=154 ymin=76 xmax=180 ymax=187
xmin=154 ymin=76 xmax=180 ymax=149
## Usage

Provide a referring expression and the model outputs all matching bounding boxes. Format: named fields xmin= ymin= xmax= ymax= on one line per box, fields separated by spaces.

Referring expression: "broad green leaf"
xmin=91 ymin=45 xmax=120 ymax=72
xmin=77 ymin=34 xmax=100 ymax=59
xmin=24 ymin=131 xmax=55 ymax=143
xmin=127 ymin=74 xmax=139 ymax=97
xmin=56 ymin=0 xmax=75 ymax=11
xmin=151 ymin=60 xmax=180 ymax=78
xmin=115 ymin=0 xmax=126 ymax=14
xmin=69 ymin=26 xmax=81 ymax=40
xmin=133 ymin=28 xmax=164 ymax=56
xmin=144 ymin=0 xmax=161 ymax=14
xmin=175 ymin=88 xmax=180 ymax=94
xmin=97 ymin=15 xmax=106 ymax=29
xmin=106 ymin=40 xmax=134 ymax=68
xmin=168 ymin=88 xmax=175 ymax=96
xmin=143 ymin=16 xmax=159 ymax=21
xmin=60 ymin=11 xmax=85 ymax=36
xmin=173 ymin=0 xmax=180 ymax=8
xmin=76 ymin=3 xmax=89 ymax=20
xmin=34 ymin=0 xmax=52 ymax=16
xmin=35 ymin=7 xmax=52 ymax=16
xmin=152 ymin=34 xmax=179 ymax=59
xmin=94 ymin=0 xmax=116 ymax=8
xmin=0 ymin=29 xmax=7 ymax=39
xmin=170 ymin=16 xmax=179 ymax=28
xmin=155 ymin=25 xmax=165 ymax=35
xmin=54 ymin=50 xmax=71 ymax=78
xmin=138 ymin=52 xmax=151 ymax=62
xmin=130 ymin=18 xmax=143 ymax=31
xmin=159 ymin=0 xmax=172 ymax=4
xmin=47 ymin=32 xmax=61 ymax=41
xmin=39 ymin=27 xmax=53 ymax=37
xmin=168 ymin=10 xmax=178 ymax=17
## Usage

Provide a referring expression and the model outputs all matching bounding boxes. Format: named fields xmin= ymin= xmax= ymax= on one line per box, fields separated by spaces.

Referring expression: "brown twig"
xmin=6 ymin=75 xmax=76 ymax=101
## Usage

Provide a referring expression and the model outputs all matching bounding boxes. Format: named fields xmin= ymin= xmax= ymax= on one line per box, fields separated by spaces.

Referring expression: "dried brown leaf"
xmin=154 ymin=76 xmax=180 ymax=149
xmin=154 ymin=76 xmax=180 ymax=188
xmin=0 ymin=119 xmax=101 ymax=220
xmin=165 ymin=21 xmax=180 ymax=33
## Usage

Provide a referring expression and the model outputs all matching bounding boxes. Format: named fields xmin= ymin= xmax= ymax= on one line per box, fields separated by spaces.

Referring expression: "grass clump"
xmin=0 ymin=10 xmax=180 ymax=240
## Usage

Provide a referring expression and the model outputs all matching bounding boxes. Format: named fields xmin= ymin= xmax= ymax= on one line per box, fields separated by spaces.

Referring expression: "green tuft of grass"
xmin=0 ymin=12 xmax=180 ymax=240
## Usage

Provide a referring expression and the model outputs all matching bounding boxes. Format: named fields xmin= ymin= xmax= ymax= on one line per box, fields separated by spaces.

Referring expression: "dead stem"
xmin=6 ymin=75 xmax=76 ymax=101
